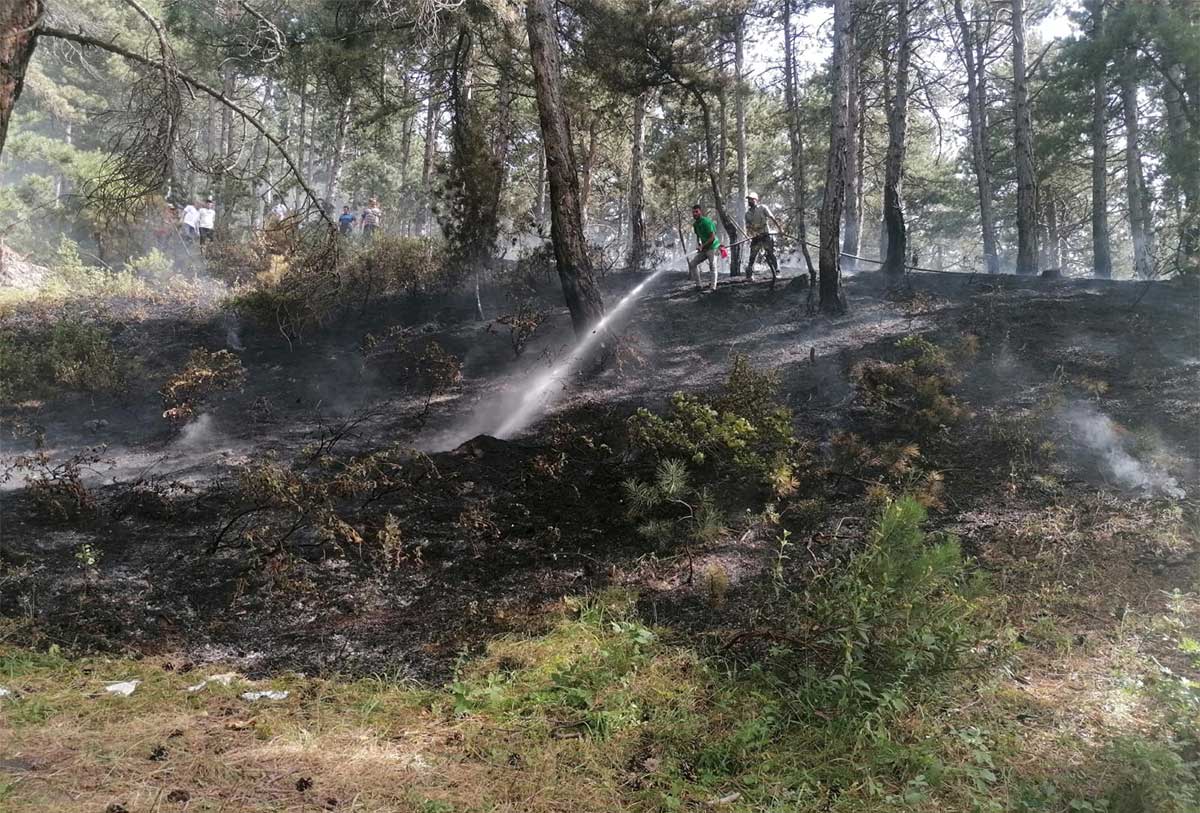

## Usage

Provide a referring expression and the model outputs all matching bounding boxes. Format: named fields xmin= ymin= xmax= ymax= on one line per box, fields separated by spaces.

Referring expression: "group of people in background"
xmin=175 ymin=198 xmax=217 ymax=246
xmin=161 ymin=193 xmax=386 ymax=251
xmin=337 ymin=198 xmax=383 ymax=238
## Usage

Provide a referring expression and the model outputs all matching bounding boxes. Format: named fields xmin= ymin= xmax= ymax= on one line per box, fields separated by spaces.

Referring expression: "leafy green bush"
xmin=628 ymin=355 xmax=810 ymax=497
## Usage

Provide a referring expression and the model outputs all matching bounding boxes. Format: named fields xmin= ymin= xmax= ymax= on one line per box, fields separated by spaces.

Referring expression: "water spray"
xmin=493 ymin=266 xmax=669 ymax=439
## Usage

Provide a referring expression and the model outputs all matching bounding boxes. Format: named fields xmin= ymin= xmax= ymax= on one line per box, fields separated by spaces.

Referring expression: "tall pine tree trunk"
xmin=732 ymin=14 xmax=748 ymax=277
xmin=1162 ymin=63 xmax=1197 ymax=268
xmin=0 ymin=0 xmax=42 ymax=157
xmin=953 ymin=0 xmax=1000 ymax=273
xmin=579 ymin=115 xmax=598 ymax=232
xmin=1088 ymin=0 xmax=1112 ymax=278
xmin=323 ymin=97 xmax=351 ymax=207
xmin=1012 ymin=0 xmax=1039 ymax=274
xmin=841 ymin=52 xmax=863 ymax=271
xmin=1121 ymin=51 xmax=1153 ymax=278
xmin=627 ymin=91 xmax=647 ymax=272
xmin=419 ymin=89 xmax=439 ymax=235
xmin=783 ymin=0 xmax=816 ymax=282
xmin=882 ymin=0 xmax=910 ymax=277
xmin=525 ymin=0 xmax=605 ymax=337
xmin=818 ymin=0 xmax=853 ymax=314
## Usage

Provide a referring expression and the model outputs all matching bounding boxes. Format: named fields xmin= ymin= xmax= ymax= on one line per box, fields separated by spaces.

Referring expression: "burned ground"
xmin=1 ymin=267 xmax=1197 ymax=682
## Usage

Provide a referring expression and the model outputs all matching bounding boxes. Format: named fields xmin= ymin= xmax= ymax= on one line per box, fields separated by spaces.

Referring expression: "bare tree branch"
xmin=37 ymin=24 xmax=334 ymax=227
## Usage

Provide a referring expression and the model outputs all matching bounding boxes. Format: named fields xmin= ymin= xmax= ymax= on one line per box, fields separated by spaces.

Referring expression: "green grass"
xmin=2 ymin=584 xmax=1195 ymax=812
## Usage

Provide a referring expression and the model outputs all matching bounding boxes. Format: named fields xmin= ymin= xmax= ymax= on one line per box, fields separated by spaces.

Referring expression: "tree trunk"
xmin=882 ymin=0 xmax=910 ymax=277
xmin=398 ymin=74 xmax=414 ymax=188
xmin=692 ymin=90 xmax=741 ymax=278
xmin=534 ymin=144 xmax=546 ymax=226
xmin=732 ymin=15 xmax=748 ymax=277
xmin=783 ymin=0 xmax=816 ymax=282
xmin=579 ymin=114 xmax=598 ymax=232
xmin=323 ymin=96 xmax=351 ymax=208
xmin=1162 ymin=62 xmax=1197 ymax=268
xmin=420 ymin=91 xmax=439 ymax=235
xmin=294 ymin=76 xmax=308 ymax=209
xmin=1088 ymin=0 xmax=1112 ymax=278
xmin=953 ymin=0 xmax=1000 ymax=273
xmin=1045 ymin=194 xmax=1062 ymax=270
xmin=818 ymin=0 xmax=853 ymax=314
xmin=525 ymin=0 xmax=605 ymax=337
xmin=841 ymin=50 xmax=863 ymax=271
xmin=627 ymin=90 xmax=647 ymax=272
xmin=1121 ymin=51 xmax=1153 ymax=278
xmin=1012 ymin=0 xmax=1039 ymax=274
xmin=0 ymin=0 xmax=42 ymax=157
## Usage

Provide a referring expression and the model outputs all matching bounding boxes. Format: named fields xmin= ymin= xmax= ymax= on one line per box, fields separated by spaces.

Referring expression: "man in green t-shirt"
xmin=688 ymin=204 xmax=721 ymax=292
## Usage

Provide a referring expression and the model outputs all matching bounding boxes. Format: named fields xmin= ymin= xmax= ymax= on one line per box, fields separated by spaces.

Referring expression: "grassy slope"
xmin=3 ymin=559 xmax=1197 ymax=812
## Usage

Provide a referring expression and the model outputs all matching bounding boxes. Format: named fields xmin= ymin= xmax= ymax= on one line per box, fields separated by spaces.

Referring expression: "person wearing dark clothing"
xmin=338 ymin=206 xmax=356 ymax=236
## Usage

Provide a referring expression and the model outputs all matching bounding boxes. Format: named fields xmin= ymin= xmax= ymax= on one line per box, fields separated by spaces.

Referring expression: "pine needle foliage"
xmin=628 ymin=355 xmax=812 ymax=497
xmin=779 ymin=496 xmax=990 ymax=715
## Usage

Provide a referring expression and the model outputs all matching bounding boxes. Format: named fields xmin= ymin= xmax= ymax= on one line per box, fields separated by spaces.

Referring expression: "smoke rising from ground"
xmin=1060 ymin=401 xmax=1185 ymax=499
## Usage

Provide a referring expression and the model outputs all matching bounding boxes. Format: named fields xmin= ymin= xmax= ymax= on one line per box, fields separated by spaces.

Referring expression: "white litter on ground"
xmin=0 ymin=687 xmax=13 ymax=698
xmin=186 ymin=672 xmax=240 ymax=692
xmin=240 ymin=690 xmax=289 ymax=702
xmin=104 ymin=680 xmax=141 ymax=697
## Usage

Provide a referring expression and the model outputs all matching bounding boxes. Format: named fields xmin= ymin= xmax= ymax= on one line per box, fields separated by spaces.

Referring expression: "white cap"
xmin=746 ymin=191 xmax=758 ymax=200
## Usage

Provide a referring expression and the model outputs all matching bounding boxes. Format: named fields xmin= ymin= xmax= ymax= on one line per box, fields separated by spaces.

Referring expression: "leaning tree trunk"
xmin=818 ymin=0 xmax=854 ymax=314
xmin=841 ymin=51 xmax=863 ymax=272
xmin=882 ymin=0 xmax=910 ymax=277
xmin=525 ymin=0 xmax=605 ymax=337
xmin=1088 ymin=0 xmax=1112 ymax=278
xmin=953 ymin=0 xmax=1000 ymax=273
xmin=1121 ymin=52 xmax=1153 ymax=278
xmin=692 ymin=89 xmax=741 ymax=275
xmin=627 ymin=91 xmax=647 ymax=272
xmin=1012 ymin=0 xmax=1039 ymax=275
xmin=783 ymin=0 xmax=816 ymax=282
xmin=731 ymin=15 xmax=748 ymax=277
xmin=0 ymin=0 xmax=41 ymax=156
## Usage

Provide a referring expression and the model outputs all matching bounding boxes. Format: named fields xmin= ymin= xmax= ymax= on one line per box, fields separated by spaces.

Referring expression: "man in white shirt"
xmin=180 ymin=200 xmax=200 ymax=241
xmin=198 ymin=198 xmax=217 ymax=245
xmin=744 ymin=192 xmax=784 ymax=282
xmin=270 ymin=199 xmax=288 ymax=222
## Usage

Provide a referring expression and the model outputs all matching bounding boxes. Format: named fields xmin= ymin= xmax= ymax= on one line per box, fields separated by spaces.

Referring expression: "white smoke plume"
xmin=1060 ymin=401 xmax=1185 ymax=499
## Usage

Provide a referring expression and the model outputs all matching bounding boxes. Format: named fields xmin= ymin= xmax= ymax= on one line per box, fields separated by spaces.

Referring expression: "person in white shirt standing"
xmin=180 ymin=200 xmax=200 ymax=242
xmin=270 ymin=198 xmax=288 ymax=223
xmin=744 ymin=192 xmax=784 ymax=283
xmin=198 ymin=197 xmax=217 ymax=245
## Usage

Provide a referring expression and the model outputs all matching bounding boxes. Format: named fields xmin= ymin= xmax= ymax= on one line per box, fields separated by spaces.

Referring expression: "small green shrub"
xmin=852 ymin=335 xmax=976 ymax=435
xmin=780 ymin=496 xmax=989 ymax=713
xmin=623 ymin=459 xmax=725 ymax=547
xmin=628 ymin=355 xmax=810 ymax=497
xmin=0 ymin=318 xmax=125 ymax=403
